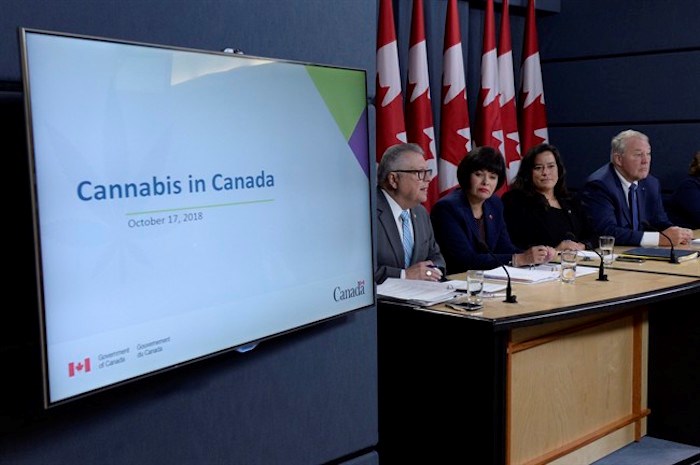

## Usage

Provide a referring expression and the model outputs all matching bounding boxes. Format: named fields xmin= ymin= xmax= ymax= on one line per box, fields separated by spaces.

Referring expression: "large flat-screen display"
xmin=19 ymin=29 xmax=374 ymax=407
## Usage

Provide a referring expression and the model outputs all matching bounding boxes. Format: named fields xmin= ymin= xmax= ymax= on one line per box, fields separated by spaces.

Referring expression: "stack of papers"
xmin=377 ymin=278 xmax=508 ymax=306
xmin=378 ymin=263 xmax=603 ymax=305
xmin=377 ymin=278 xmax=461 ymax=306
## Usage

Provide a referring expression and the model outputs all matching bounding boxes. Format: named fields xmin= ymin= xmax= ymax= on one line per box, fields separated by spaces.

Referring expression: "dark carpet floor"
xmin=592 ymin=436 xmax=700 ymax=465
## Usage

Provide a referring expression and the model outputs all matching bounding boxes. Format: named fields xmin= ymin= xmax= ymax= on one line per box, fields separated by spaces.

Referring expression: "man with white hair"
xmin=375 ymin=143 xmax=445 ymax=283
xmin=581 ymin=129 xmax=692 ymax=246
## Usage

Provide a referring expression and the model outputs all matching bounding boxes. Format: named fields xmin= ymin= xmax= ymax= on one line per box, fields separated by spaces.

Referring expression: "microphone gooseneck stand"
xmin=478 ymin=241 xmax=517 ymax=303
xmin=641 ymin=221 xmax=677 ymax=264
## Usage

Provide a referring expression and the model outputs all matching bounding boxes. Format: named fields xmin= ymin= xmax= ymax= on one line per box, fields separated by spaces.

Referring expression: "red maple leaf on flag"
xmin=475 ymin=0 xmax=505 ymax=160
xmin=439 ymin=0 xmax=472 ymax=197
xmin=497 ymin=0 xmax=522 ymax=195
xmin=68 ymin=357 xmax=92 ymax=377
xmin=406 ymin=0 xmax=438 ymax=211
xmin=518 ymin=0 xmax=549 ymax=154
xmin=376 ymin=0 xmax=406 ymax=162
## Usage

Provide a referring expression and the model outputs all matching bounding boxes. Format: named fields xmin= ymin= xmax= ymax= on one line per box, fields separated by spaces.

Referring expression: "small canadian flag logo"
xmin=68 ymin=357 xmax=92 ymax=377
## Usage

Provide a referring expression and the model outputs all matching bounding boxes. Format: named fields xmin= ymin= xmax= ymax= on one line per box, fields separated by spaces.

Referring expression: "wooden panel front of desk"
xmin=507 ymin=311 xmax=648 ymax=465
xmin=377 ymin=271 xmax=699 ymax=465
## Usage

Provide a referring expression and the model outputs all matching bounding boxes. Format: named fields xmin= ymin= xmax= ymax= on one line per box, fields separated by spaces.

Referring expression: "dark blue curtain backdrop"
xmin=386 ymin=0 xmax=698 ymax=191
xmin=538 ymin=0 xmax=700 ymax=190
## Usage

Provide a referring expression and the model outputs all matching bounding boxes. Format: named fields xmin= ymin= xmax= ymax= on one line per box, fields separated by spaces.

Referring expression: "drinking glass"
xmin=466 ymin=270 xmax=484 ymax=304
xmin=599 ymin=236 xmax=616 ymax=266
xmin=560 ymin=250 xmax=578 ymax=283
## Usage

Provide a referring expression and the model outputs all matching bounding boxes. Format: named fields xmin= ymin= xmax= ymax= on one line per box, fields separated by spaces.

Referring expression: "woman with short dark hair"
xmin=430 ymin=146 xmax=555 ymax=274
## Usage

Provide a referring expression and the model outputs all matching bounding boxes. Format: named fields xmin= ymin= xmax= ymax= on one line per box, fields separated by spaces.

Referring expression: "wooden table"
xmin=377 ymin=265 xmax=699 ymax=464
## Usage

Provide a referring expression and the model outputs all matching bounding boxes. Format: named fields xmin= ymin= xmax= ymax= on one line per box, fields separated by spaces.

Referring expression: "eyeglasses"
xmin=393 ymin=169 xmax=433 ymax=181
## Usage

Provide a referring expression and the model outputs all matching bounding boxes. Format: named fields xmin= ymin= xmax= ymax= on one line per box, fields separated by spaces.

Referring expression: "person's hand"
xmin=406 ymin=261 xmax=443 ymax=281
xmin=660 ymin=226 xmax=694 ymax=246
xmin=517 ymin=246 xmax=554 ymax=266
xmin=545 ymin=246 xmax=558 ymax=262
xmin=555 ymin=240 xmax=585 ymax=252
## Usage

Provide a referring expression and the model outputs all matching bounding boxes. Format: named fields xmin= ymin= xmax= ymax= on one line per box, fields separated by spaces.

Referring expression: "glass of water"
xmin=560 ymin=250 xmax=578 ymax=283
xmin=599 ymin=236 xmax=616 ymax=267
xmin=466 ymin=269 xmax=484 ymax=304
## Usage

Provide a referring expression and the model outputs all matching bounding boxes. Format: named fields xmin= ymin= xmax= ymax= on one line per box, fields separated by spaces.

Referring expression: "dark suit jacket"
xmin=375 ymin=187 xmax=445 ymax=284
xmin=580 ymin=163 xmax=672 ymax=246
xmin=430 ymin=188 xmax=520 ymax=274
xmin=668 ymin=176 xmax=700 ymax=229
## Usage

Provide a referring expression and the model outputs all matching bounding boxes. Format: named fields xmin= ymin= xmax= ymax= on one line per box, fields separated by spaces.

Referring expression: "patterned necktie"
xmin=629 ymin=183 xmax=639 ymax=230
xmin=400 ymin=210 xmax=413 ymax=268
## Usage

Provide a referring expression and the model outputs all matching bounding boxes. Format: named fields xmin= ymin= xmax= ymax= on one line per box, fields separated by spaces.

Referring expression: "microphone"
xmin=566 ymin=232 xmax=608 ymax=281
xmin=641 ymin=221 xmax=677 ymax=263
xmin=478 ymin=241 xmax=517 ymax=303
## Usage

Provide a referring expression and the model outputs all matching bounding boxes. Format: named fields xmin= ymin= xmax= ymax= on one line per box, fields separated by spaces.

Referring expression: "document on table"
xmin=377 ymin=278 xmax=462 ymax=306
xmin=443 ymin=280 xmax=507 ymax=294
xmin=577 ymin=250 xmax=600 ymax=261
xmin=576 ymin=250 xmax=618 ymax=261
xmin=377 ymin=278 xmax=508 ymax=306
xmin=484 ymin=264 xmax=598 ymax=283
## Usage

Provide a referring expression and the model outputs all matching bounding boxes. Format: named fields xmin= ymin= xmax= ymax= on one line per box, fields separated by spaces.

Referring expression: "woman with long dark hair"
xmin=502 ymin=143 xmax=596 ymax=250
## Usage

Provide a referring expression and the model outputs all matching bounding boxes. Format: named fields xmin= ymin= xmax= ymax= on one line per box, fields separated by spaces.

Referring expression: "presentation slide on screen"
xmin=25 ymin=32 xmax=373 ymax=403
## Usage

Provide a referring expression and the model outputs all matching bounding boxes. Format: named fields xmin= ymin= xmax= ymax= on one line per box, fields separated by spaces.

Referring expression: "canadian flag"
xmin=405 ymin=0 xmax=438 ymax=211
xmin=438 ymin=0 xmax=472 ymax=197
xmin=375 ymin=0 xmax=406 ymax=162
xmin=497 ymin=0 xmax=521 ymax=194
xmin=68 ymin=357 xmax=92 ymax=377
xmin=518 ymin=0 xmax=549 ymax=154
xmin=475 ymin=0 xmax=505 ymax=159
